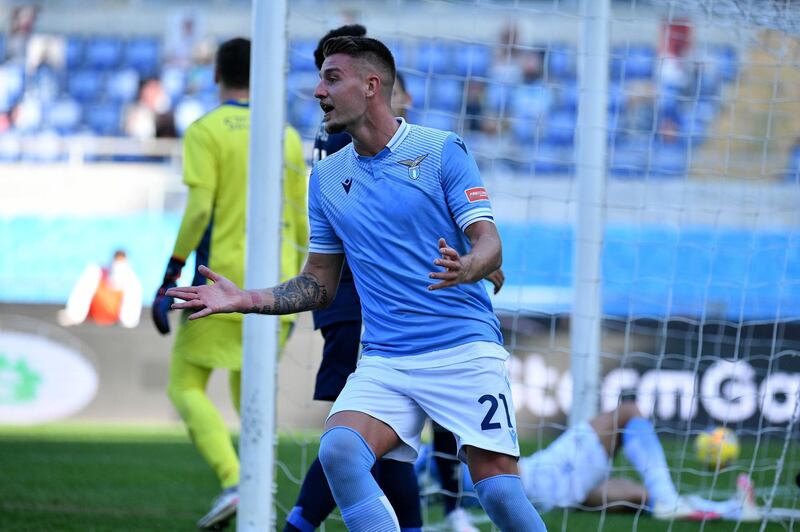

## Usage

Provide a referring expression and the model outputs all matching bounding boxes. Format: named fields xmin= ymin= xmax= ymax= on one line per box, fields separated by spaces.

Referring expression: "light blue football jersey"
xmin=308 ymin=118 xmax=502 ymax=357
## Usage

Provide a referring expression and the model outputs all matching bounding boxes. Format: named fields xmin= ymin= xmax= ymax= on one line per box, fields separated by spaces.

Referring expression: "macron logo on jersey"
xmin=465 ymin=186 xmax=489 ymax=203
xmin=342 ymin=177 xmax=353 ymax=194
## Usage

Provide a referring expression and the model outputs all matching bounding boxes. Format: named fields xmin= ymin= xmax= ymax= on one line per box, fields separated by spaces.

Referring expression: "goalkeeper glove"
xmin=151 ymin=256 xmax=185 ymax=335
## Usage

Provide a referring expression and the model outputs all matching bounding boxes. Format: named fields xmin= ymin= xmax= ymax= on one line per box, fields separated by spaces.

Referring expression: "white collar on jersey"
xmin=384 ymin=117 xmax=410 ymax=153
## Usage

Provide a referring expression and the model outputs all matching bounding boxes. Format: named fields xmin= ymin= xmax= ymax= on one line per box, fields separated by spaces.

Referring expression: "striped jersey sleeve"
xmin=440 ymin=133 xmax=494 ymax=232
xmin=307 ymin=166 xmax=344 ymax=254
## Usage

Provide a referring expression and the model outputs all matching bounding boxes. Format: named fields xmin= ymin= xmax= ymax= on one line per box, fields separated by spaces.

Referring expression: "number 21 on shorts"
xmin=479 ymin=393 xmax=518 ymax=444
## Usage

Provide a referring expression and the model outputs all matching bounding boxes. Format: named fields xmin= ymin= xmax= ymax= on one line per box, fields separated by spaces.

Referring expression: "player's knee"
xmin=318 ymin=426 xmax=376 ymax=481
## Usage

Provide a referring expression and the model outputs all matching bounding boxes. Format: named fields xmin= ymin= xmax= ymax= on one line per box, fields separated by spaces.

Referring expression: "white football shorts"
xmin=327 ymin=342 xmax=520 ymax=463
xmin=518 ymin=421 xmax=611 ymax=512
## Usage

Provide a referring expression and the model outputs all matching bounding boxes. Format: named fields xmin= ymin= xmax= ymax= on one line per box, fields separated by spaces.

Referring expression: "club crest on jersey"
xmin=398 ymin=153 xmax=429 ymax=180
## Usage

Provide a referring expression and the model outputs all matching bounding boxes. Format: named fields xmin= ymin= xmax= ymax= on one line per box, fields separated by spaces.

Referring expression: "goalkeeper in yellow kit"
xmin=150 ymin=37 xmax=307 ymax=530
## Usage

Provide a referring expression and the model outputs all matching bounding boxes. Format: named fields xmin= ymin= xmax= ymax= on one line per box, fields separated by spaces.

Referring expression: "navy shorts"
xmin=313 ymin=320 xmax=361 ymax=401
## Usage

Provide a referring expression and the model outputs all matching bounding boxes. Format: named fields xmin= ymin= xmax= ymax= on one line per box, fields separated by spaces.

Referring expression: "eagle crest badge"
xmin=397 ymin=154 xmax=429 ymax=180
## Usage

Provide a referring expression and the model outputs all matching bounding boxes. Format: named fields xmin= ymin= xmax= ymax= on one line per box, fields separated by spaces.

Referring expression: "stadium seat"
xmin=47 ymin=97 xmax=82 ymax=135
xmin=649 ymin=140 xmax=688 ymax=178
xmin=124 ymin=36 xmax=160 ymax=77
xmin=23 ymin=129 xmax=63 ymax=163
xmin=417 ymin=110 xmax=457 ymax=132
xmin=545 ymin=43 xmax=577 ymax=81
xmin=29 ymin=65 xmax=62 ymax=103
xmin=68 ymin=69 xmax=103 ymax=103
xmin=415 ymin=41 xmax=452 ymax=74
xmin=85 ymin=36 xmax=123 ymax=70
xmin=288 ymin=38 xmax=317 ymax=72
xmin=401 ymin=71 xmax=427 ymax=106
xmin=160 ymin=66 xmax=186 ymax=102
xmin=0 ymin=64 xmax=25 ymax=112
xmin=608 ymin=138 xmax=648 ymax=178
xmin=0 ymin=33 xmax=5 ymax=62
xmin=385 ymin=39 xmax=415 ymax=71
xmin=84 ymin=102 xmax=121 ymax=136
xmin=509 ymin=115 xmax=541 ymax=145
xmin=186 ymin=64 xmax=215 ymax=94
xmin=65 ymin=35 xmax=85 ymax=69
xmin=13 ymin=95 xmax=44 ymax=133
xmin=429 ymin=77 xmax=463 ymax=112
xmin=610 ymin=43 xmax=655 ymax=83
xmin=543 ymin=111 xmax=576 ymax=146
xmin=784 ymin=144 xmax=800 ymax=182
xmin=532 ymin=140 xmax=573 ymax=175
xmin=106 ymin=67 xmax=140 ymax=104
xmin=453 ymin=44 xmax=492 ymax=78
xmin=510 ymin=83 xmax=553 ymax=120
xmin=0 ymin=130 xmax=22 ymax=162
xmin=485 ymin=81 xmax=513 ymax=115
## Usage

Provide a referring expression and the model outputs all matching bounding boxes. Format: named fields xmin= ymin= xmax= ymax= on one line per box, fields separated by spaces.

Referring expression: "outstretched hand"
xmin=166 ymin=265 xmax=248 ymax=320
xmin=428 ymin=237 xmax=474 ymax=291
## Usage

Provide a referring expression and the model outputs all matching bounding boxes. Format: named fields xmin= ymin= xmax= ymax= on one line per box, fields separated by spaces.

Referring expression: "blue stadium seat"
xmin=289 ymin=38 xmax=317 ymax=72
xmin=417 ymin=110 xmax=456 ymax=131
xmin=0 ymin=130 xmax=21 ymax=161
xmin=68 ymin=69 xmax=103 ymax=103
xmin=401 ymin=70 xmax=427 ymax=106
xmin=610 ymin=43 xmax=655 ymax=82
xmin=106 ymin=67 xmax=140 ymax=104
xmin=47 ymin=98 xmax=82 ymax=135
xmin=174 ymin=97 xmax=205 ymax=136
xmin=0 ymin=33 xmax=5 ymax=62
xmin=453 ymin=44 xmax=492 ymax=79
xmin=85 ymin=36 xmax=123 ymax=70
xmin=385 ymin=39 xmax=415 ymax=71
xmin=160 ymin=66 xmax=186 ymax=102
xmin=543 ymin=111 xmax=576 ymax=146
xmin=485 ymin=81 xmax=513 ymax=115
xmin=65 ymin=35 xmax=85 ymax=69
xmin=13 ymin=95 xmax=44 ymax=133
xmin=509 ymin=115 xmax=541 ymax=145
xmin=510 ymin=83 xmax=552 ymax=119
xmin=649 ymin=140 xmax=688 ymax=178
xmin=609 ymin=138 xmax=648 ymax=178
xmin=124 ymin=37 xmax=160 ymax=77
xmin=23 ymin=129 xmax=64 ymax=163
xmin=415 ymin=41 xmax=452 ymax=74
xmin=186 ymin=64 xmax=215 ymax=94
xmin=287 ymin=71 xmax=319 ymax=98
xmin=30 ymin=65 xmax=61 ymax=103
xmin=288 ymin=97 xmax=321 ymax=137
xmin=429 ymin=77 xmax=463 ymax=112
xmin=532 ymin=140 xmax=573 ymax=175
xmin=783 ymin=144 xmax=800 ymax=182
xmin=546 ymin=43 xmax=577 ymax=81
xmin=84 ymin=102 xmax=121 ymax=136
xmin=0 ymin=63 xmax=25 ymax=112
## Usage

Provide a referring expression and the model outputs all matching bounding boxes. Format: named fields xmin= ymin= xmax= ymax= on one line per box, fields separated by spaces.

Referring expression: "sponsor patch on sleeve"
xmin=465 ymin=187 xmax=489 ymax=203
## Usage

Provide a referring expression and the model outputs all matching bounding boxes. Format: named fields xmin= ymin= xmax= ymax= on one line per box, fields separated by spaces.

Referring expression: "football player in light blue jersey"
xmin=168 ymin=35 xmax=546 ymax=532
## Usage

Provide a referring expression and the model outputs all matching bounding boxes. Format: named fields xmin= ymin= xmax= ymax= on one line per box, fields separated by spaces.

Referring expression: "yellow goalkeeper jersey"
xmin=171 ymin=99 xmax=308 ymax=369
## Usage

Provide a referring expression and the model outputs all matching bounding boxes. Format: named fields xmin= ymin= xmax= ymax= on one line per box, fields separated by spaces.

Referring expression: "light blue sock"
xmin=622 ymin=417 xmax=679 ymax=508
xmin=474 ymin=474 xmax=546 ymax=532
xmin=318 ymin=426 xmax=399 ymax=532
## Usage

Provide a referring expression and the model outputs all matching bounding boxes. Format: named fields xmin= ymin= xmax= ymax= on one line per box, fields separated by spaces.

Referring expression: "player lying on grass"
xmin=417 ymin=401 xmax=761 ymax=522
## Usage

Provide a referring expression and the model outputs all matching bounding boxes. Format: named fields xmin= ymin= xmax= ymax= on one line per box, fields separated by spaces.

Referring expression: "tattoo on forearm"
xmin=249 ymin=274 xmax=328 ymax=315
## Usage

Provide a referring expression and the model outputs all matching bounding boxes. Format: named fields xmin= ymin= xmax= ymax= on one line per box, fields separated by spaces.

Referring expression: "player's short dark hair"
xmin=314 ymin=24 xmax=367 ymax=70
xmin=216 ymin=37 xmax=250 ymax=89
xmin=322 ymin=36 xmax=396 ymax=88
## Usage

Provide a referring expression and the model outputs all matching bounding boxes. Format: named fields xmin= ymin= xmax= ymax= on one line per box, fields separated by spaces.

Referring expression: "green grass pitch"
xmin=0 ymin=424 xmax=794 ymax=531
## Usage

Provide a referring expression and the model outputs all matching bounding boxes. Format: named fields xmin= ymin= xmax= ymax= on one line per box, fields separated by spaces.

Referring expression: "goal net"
xmin=279 ymin=0 xmax=800 ymax=529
